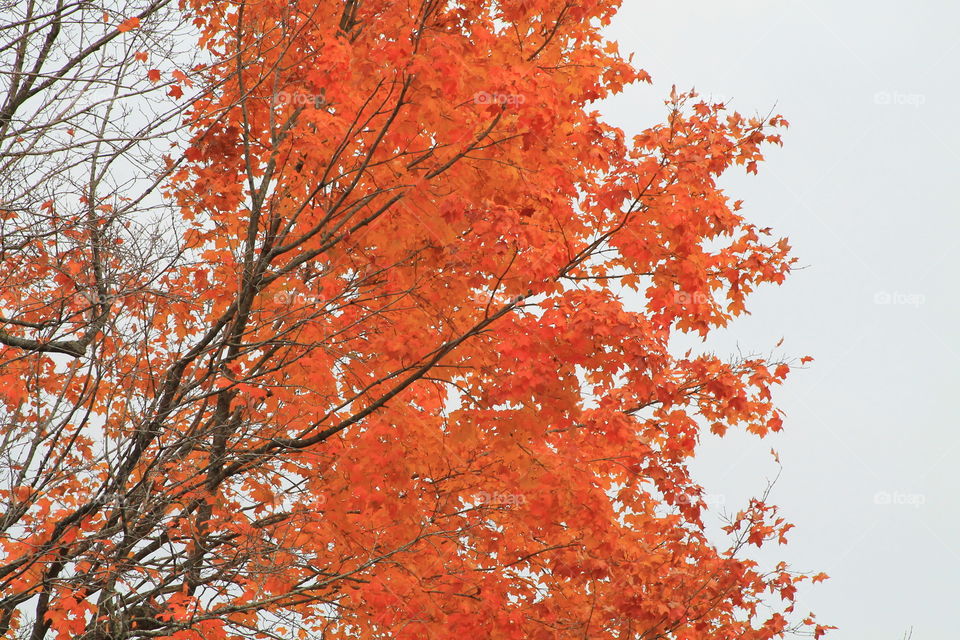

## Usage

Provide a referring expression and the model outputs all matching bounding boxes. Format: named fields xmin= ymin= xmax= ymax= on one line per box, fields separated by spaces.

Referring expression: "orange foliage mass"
xmin=0 ymin=1 xmax=831 ymax=639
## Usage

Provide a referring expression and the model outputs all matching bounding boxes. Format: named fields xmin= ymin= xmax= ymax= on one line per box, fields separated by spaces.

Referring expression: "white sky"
xmin=602 ymin=2 xmax=958 ymax=637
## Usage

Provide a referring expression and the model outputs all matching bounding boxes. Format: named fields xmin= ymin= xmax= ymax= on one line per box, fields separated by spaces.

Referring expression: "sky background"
xmin=602 ymin=2 xmax=958 ymax=638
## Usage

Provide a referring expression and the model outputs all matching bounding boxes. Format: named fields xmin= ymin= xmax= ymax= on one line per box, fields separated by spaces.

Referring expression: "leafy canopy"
xmin=0 ymin=1 xmax=830 ymax=639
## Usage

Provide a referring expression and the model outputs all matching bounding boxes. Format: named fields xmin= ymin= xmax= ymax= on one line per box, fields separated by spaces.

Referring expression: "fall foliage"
xmin=0 ymin=1 xmax=830 ymax=639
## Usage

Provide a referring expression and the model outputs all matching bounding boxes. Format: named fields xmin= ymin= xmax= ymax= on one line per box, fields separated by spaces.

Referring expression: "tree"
xmin=0 ymin=1 xmax=831 ymax=639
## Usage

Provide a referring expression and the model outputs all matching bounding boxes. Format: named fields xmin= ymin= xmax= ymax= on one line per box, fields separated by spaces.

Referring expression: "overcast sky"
xmin=602 ymin=2 xmax=958 ymax=637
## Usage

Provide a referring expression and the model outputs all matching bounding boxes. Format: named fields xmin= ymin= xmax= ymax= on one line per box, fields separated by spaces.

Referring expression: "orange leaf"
xmin=118 ymin=16 xmax=141 ymax=32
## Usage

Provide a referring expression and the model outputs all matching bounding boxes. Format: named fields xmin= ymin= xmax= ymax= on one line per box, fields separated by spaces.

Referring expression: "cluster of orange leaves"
xmin=0 ymin=0 xmax=833 ymax=639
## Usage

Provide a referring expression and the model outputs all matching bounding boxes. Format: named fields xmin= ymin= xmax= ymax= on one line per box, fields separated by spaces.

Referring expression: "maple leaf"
xmin=118 ymin=16 xmax=140 ymax=32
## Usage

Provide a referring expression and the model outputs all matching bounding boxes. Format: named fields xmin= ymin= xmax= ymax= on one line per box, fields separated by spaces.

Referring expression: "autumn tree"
xmin=0 ymin=1 xmax=830 ymax=639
